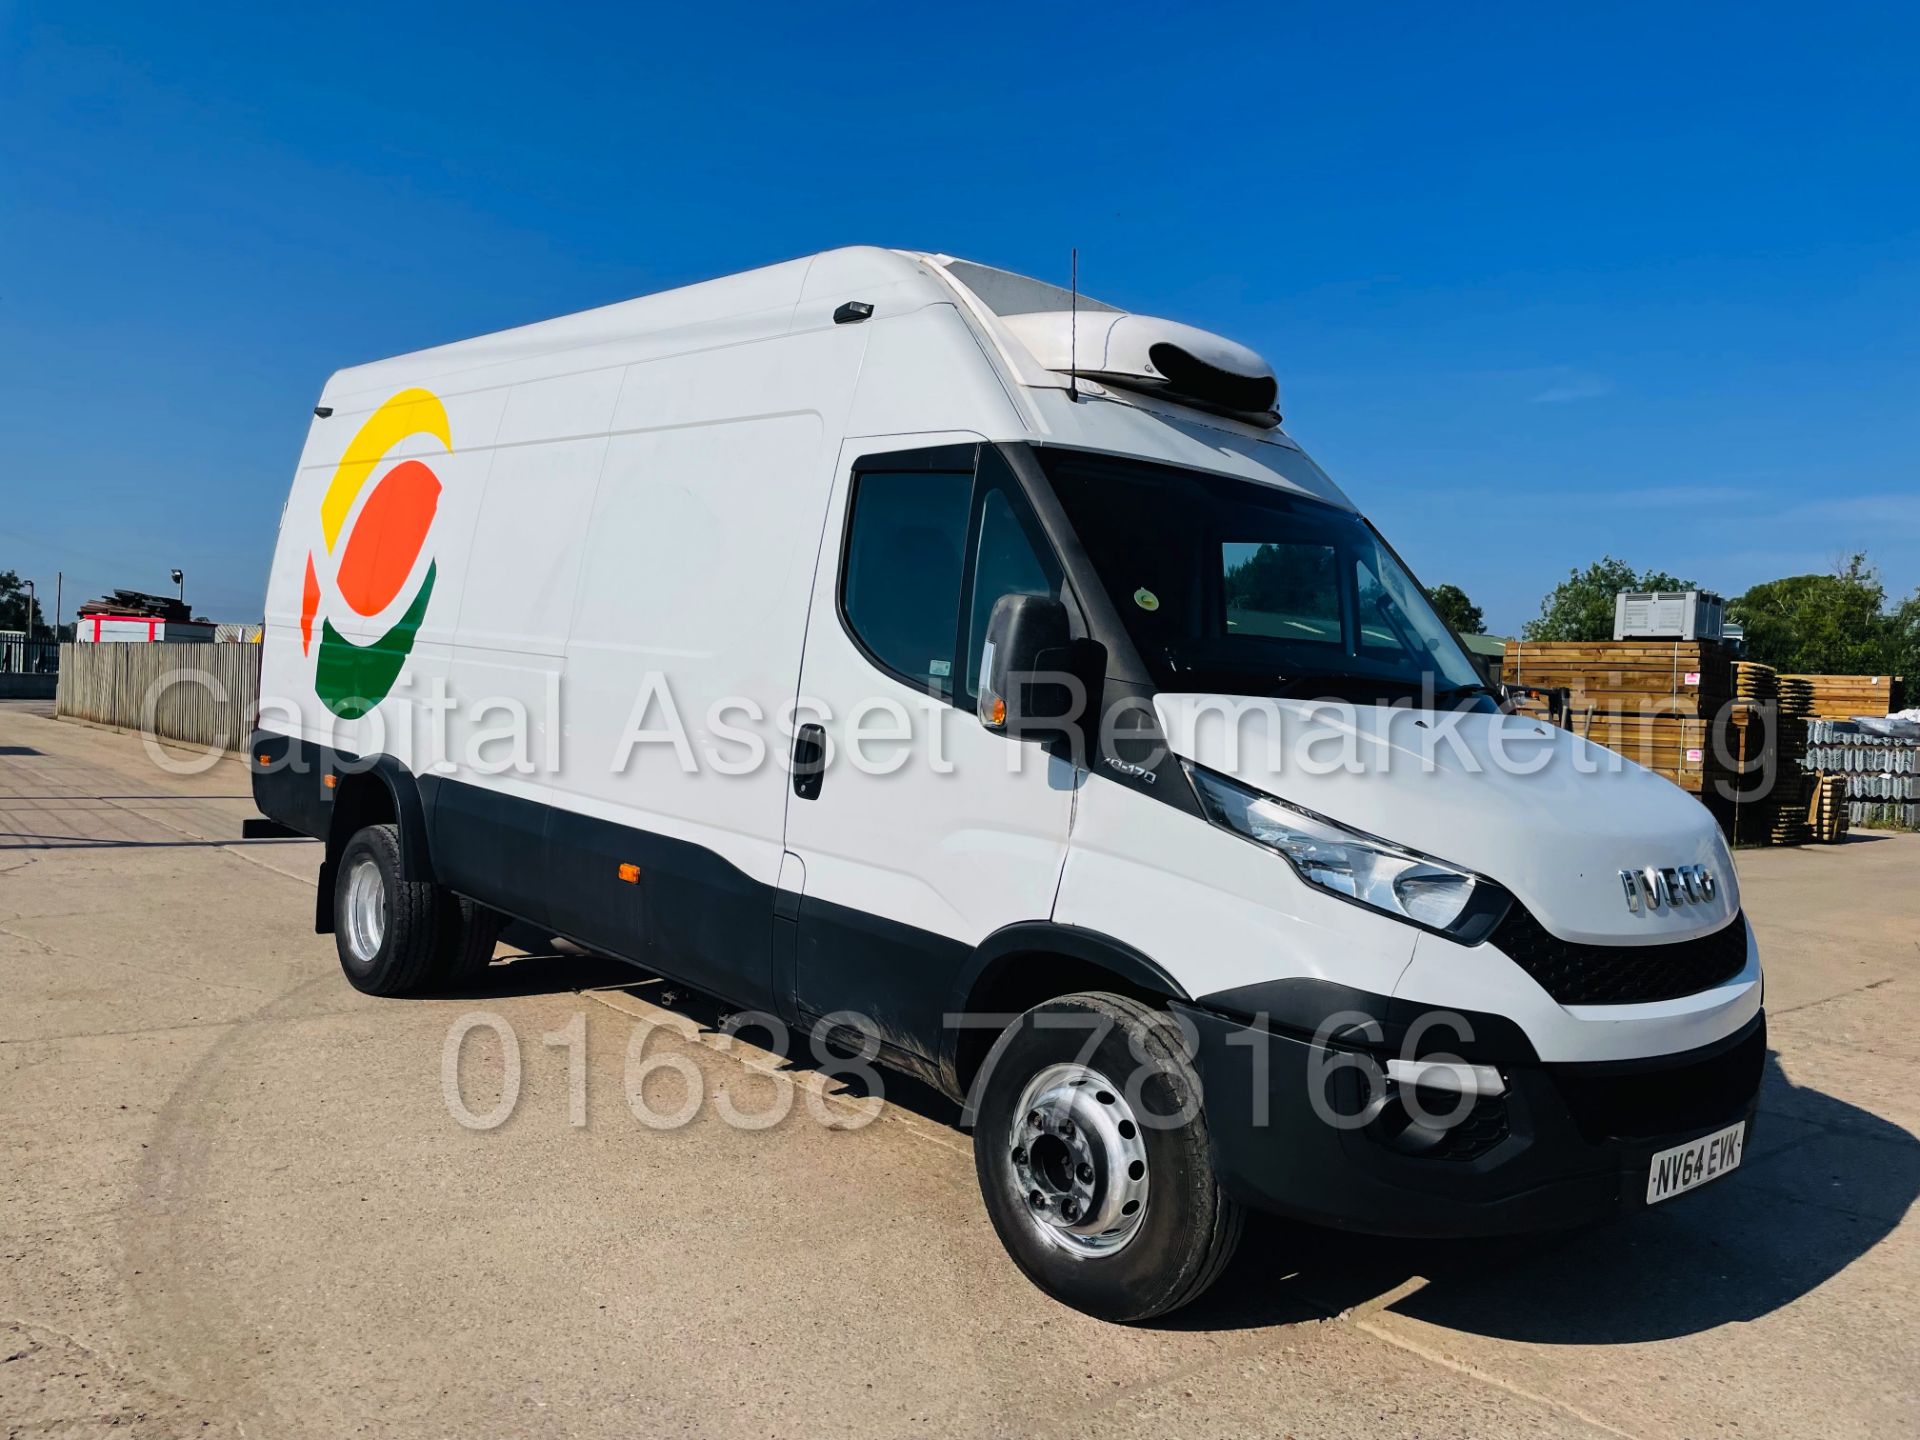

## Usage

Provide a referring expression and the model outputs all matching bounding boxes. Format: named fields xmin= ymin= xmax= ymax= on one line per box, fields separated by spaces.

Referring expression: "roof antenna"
xmin=1068 ymin=246 xmax=1080 ymax=403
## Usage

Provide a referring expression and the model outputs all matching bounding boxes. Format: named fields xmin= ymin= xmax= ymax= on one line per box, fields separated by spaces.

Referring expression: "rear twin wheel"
xmin=972 ymin=992 xmax=1243 ymax=1323
xmin=332 ymin=823 xmax=503 ymax=996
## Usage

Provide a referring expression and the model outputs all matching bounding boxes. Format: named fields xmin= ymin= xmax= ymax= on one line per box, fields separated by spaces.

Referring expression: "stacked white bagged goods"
xmin=1803 ymin=719 xmax=1920 ymax=828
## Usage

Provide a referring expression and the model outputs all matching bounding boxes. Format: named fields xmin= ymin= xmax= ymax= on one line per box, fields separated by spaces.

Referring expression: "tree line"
xmin=1426 ymin=555 xmax=1920 ymax=679
xmin=0 ymin=570 xmax=48 ymax=636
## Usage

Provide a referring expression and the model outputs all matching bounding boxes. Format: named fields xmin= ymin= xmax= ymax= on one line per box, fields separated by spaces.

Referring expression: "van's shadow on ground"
xmin=454 ymin=927 xmax=1918 ymax=1346
xmin=1173 ymin=1051 xmax=1920 ymax=1342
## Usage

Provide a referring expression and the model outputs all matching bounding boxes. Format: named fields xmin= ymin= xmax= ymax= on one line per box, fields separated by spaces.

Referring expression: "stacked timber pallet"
xmin=1777 ymin=674 xmax=1814 ymax=828
xmin=1805 ymin=773 xmax=1851 ymax=843
xmin=1779 ymin=673 xmax=1905 ymax=720
xmin=1726 ymin=663 xmax=1811 ymax=845
xmin=1498 ymin=645 xmax=1901 ymax=844
xmin=1501 ymin=640 xmax=1737 ymax=798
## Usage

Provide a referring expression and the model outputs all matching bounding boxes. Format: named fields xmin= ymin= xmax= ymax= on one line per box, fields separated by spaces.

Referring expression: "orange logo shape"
xmin=335 ymin=460 xmax=442 ymax=616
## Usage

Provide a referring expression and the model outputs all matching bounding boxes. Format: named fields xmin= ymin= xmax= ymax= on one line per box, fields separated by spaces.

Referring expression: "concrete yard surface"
xmin=3 ymin=701 xmax=1917 ymax=1438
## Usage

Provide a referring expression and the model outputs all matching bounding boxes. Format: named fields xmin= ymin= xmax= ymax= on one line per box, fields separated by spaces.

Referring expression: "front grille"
xmin=1550 ymin=1018 xmax=1766 ymax=1143
xmin=1489 ymin=904 xmax=1749 ymax=1006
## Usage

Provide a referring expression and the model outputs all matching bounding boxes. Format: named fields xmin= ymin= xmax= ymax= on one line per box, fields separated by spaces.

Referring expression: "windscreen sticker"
xmin=1132 ymin=587 xmax=1160 ymax=612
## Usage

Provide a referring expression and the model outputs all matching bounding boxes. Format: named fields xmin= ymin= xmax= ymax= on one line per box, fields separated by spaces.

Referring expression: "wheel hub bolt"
xmin=1059 ymin=1119 xmax=1075 ymax=1139
xmin=1061 ymin=1199 xmax=1081 ymax=1222
xmin=1029 ymin=1190 xmax=1047 ymax=1209
xmin=1076 ymin=1163 xmax=1094 ymax=1184
xmin=1028 ymin=1110 xmax=1044 ymax=1128
xmin=1011 ymin=1147 xmax=1028 ymax=1165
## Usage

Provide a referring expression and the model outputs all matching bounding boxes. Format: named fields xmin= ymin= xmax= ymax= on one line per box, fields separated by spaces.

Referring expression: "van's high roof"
xmin=319 ymin=246 xmax=1347 ymax=510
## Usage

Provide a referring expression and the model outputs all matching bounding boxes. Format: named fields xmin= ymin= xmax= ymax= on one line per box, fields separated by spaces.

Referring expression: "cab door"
xmin=780 ymin=440 xmax=1080 ymax=1062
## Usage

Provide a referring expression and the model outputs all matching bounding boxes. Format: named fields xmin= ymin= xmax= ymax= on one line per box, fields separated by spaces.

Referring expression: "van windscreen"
xmin=1037 ymin=449 xmax=1490 ymax=707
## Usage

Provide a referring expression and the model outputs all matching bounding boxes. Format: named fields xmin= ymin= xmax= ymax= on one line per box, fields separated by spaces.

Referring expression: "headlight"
xmin=1186 ymin=765 xmax=1494 ymax=937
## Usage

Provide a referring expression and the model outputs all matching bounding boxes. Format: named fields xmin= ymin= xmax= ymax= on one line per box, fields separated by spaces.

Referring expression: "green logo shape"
xmin=315 ymin=562 xmax=436 ymax=719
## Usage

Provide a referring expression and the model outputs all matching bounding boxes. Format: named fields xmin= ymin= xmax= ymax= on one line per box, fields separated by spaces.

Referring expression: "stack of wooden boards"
xmin=1805 ymin=773 xmax=1851 ymax=843
xmin=1726 ymin=664 xmax=1813 ymax=845
xmin=1501 ymin=640 xmax=1736 ymax=796
xmin=1498 ymin=640 xmax=1839 ymax=844
xmin=1779 ymin=673 xmax=1906 ymax=720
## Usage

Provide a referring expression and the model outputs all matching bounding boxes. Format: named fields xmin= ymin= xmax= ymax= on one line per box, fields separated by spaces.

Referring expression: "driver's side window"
xmin=838 ymin=456 xmax=1063 ymax=708
xmin=841 ymin=469 xmax=973 ymax=700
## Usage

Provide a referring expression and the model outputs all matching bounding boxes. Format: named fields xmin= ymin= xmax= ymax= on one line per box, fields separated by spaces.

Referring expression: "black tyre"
xmin=332 ymin=823 xmax=442 ymax=997
xmin=433 ymin=895 xmax=505 ymax=985
xmin=972 ymin=991 xmax=1243 ymax=1323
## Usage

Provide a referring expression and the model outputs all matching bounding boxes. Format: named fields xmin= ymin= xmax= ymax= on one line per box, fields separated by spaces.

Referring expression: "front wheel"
xmin=971 ymin=992 xmax=1243 ymax=1322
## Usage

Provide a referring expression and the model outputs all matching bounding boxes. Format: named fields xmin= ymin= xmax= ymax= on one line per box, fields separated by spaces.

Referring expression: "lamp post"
xmin=18 ymin=580 xmax=35 ymax=672
xmin=170 ymin=569 xmax=184 ymax=609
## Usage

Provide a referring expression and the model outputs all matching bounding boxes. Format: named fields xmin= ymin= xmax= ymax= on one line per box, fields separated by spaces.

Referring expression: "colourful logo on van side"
xmin=301 ymin=388 xmax=448 ymax=718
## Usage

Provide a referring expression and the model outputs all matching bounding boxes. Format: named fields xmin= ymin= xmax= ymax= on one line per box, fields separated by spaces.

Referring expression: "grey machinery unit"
xmin=1614 ymin=590 xmax=1725 ymax=642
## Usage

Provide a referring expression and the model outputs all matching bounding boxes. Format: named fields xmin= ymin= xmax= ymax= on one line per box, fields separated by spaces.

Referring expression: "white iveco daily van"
xmin=251 ymin=248 xmax=1763 ymax=1321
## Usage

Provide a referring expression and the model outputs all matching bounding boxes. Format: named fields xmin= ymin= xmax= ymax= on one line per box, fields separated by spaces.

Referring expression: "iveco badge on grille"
xmin=1621 ymin=864 xmax=1716 ymax=913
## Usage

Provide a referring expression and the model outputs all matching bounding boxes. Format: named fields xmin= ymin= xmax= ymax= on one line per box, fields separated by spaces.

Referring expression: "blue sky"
xmin=3 ymin=2 xmax=1915 ymax=633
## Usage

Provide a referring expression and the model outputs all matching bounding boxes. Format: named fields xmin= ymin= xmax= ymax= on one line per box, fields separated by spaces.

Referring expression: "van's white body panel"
xmin=1053 ymin=772 xmax=1422 ymax=1005
xmin=259 ymin=244 xmax=1760 ymax=1102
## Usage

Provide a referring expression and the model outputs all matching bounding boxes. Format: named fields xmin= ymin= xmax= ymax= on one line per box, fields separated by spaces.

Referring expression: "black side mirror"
xmin=977 ymin=594 xmax=1100 ymax=754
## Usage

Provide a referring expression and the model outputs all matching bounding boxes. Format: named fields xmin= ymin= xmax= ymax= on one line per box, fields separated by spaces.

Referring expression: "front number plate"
xmin=1646 ymin=1121 xmax=1746 ymax=1205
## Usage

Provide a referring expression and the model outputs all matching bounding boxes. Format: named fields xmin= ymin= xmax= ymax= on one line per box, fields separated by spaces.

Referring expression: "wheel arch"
xmin=942 ymin=922 xmax=1190 ymax=1110
xmin=316 ymin=756 xmax=434 ymax=932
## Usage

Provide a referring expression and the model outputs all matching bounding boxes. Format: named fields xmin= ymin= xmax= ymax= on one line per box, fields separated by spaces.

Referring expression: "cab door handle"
xmin=792 ymin=724 xmax=826 ymax=800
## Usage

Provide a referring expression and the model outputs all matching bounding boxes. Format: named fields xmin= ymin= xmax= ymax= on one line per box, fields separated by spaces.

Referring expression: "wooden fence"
xmin=55 ymin=642 xmax=262 ymax=753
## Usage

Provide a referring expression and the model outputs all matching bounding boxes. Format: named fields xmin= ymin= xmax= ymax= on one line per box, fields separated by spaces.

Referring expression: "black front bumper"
xmin=1175 ymin=1001 xmax=1766 ymax=1239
